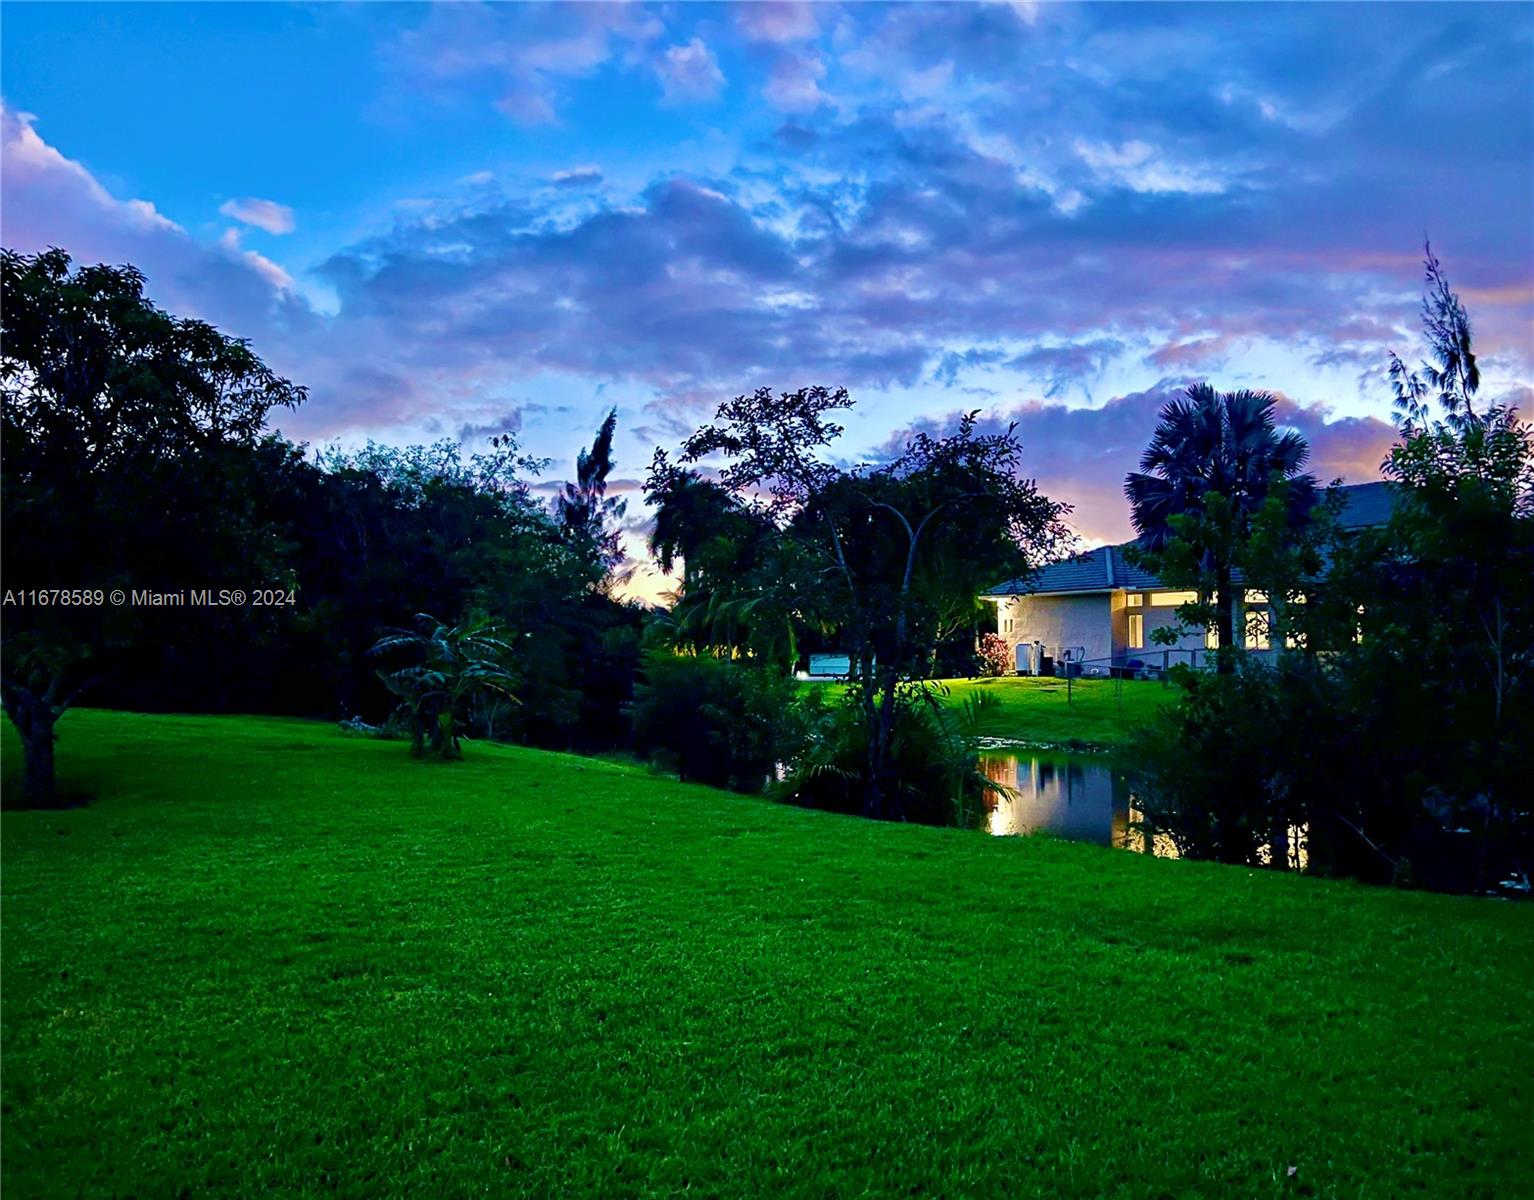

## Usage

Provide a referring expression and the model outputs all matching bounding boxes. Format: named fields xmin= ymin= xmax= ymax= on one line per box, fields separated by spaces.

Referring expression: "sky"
xmin=3 ymin=1 xmax=1532 ymax=599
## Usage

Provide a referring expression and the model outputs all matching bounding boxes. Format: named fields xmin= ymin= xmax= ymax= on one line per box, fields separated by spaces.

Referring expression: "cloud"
xmin=1074 ymin=138 xmax=1228 ymax=196
xmin=456 ymin=405 xmax=529 ymax=444
xmin=1 ymin=105 xmax=309 ymax=341
xmin=737 ymin=2 xmax=820 ymax=44
xmin=5 ymin=0 xmax=1530 ymax=491
xmin=1007 ymin=339 xmax=1127 ymax=400
xmin=655 ymin=37 xmax=726 ymax=103
xmin=1144 ymin=334 xmax=1240 ymax=371
xmin=392 ymin=2 xmax=665 ymax=125
xmin=763 ymin=52 xmax=828 ymax=112
xmin=878 ymin=383 xmax=1401 ymax=546
xmin=2 ymin=104 xmax=181 ymax=242
xmin=217 ymin=228 xmax=295 ymax=291
xmin=551 ymin=164 xmax=604 ymax=188
xmin=218 ymin=196 xmax=296 ymax=235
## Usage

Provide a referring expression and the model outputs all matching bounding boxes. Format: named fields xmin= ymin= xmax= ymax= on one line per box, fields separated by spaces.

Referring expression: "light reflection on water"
xmin=981 ymin=752 xmax=1306 ymax=866
xmin=980 ymin=752 xmax=1179 ymax=857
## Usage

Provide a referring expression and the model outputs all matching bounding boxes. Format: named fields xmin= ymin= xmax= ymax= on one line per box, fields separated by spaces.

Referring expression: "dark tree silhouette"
xmin=650 ymin=387 xmax=1069 ymax=819
xmin=1389 ymin=242 xmax=1482 ymax=433
xmin=1124 ymin=383 xmax=1317 ymax=669
xmin=556 ymin=408 xmax=628 ymax=585
xmin=1 ymin=248 xmax=304 ymax=806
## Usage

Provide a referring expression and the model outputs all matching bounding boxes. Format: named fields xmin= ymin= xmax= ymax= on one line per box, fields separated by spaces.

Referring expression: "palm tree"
xmin=1124 ymin=383 xmax=1317 ymax=670
xmin=369 ymin=614 xmax=518 ymax=759
xmin=648 ymin=469 xmax=740 ymax=590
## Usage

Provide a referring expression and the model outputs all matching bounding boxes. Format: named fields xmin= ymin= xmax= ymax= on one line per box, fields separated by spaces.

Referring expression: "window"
xmin=1127 ymin=613 xmax=1144 ymax=649
xmin=1244 ymin=609 xmax=1271 ymax=651
xmin=1244 ymin=590 xmax=1268 ymax=605
xmin=1125 ymin=592 xmax=1143 ymax=608
xmin=1150 ymin=590 xmax=1200 ymax=607
xmin=1206 ymin=625 xmax=1220 ymax=650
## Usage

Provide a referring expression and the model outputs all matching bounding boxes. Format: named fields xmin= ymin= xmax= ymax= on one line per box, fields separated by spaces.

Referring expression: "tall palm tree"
xmin=1125 ymin=383 xmax=1317 ymax=669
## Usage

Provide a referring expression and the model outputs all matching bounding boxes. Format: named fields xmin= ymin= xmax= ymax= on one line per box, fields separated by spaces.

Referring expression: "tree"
xmin=555 ymin=408 xmax=628 ymax=587
xmin=1376 ymin=245 xmax=1533 ymax=886
xmin=1388 ymin=244 xmax=1483 ymax=434
xmin=1 ymin=249 xmax=303 ymax=806
xmin=1124 ymin=384 xmax=1317 ymax=671
xmin=648 ymin=387 xmax=1068 ymax=819
xmin=1121 ymin=246 xmax=1533 ymax=891
xmin=648 ymin=469 xmax=753 ymax=591
xmin=369 ymin=614 xmax=518 ymax=759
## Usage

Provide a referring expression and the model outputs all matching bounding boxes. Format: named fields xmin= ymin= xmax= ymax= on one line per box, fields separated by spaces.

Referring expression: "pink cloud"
xmin=737 ymin=2 xmax=820 ymax=44
xmin=877 ymin=383 xmax=1400 ymax=546
xmin=218 ymin=196 xmax=295 ymax=235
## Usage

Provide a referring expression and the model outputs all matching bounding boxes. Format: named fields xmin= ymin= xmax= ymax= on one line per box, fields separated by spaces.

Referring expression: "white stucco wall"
xmin=991 ymin=589 xmax=1277 ymax=672
xmin=996 ymin=593 xmax=1114 ymax=669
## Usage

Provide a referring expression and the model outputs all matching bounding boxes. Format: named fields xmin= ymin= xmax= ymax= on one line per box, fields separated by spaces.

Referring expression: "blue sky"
xmin=4 ymin=1 xmax=1531 ymax=592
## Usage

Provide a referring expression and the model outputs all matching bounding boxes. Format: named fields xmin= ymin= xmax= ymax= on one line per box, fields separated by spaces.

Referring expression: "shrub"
xmin=1121 ymin=654 xmax=1531 ymax=890
xmin=629 ymin=650 xmax=800 ymax=792
xmin=369 ymin=614 xmax=518 ymax=759
xmin=1120 ymin=662 xmax=1295 ymax=867
xmin=976 ymin=633 xmax=1012 ymax=677
xmin=779 ymin=686 xmax=1006 ymax=827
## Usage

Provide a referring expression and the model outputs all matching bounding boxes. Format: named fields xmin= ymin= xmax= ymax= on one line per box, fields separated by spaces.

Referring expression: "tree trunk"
xmin=870 ymin=664 xmax=903 ymax=820
xmin=859 ymin=649 xmax=885 ymax=819
xmin=1215 ymin=568 xmax=1237 ymax=674
xmin=1270 ymin=824 xmax=1290 ymax=871
xmin=2 ymin=687 xmax=60 ymax=808
xmin=24 ymin=719 xmax=57 ymax=808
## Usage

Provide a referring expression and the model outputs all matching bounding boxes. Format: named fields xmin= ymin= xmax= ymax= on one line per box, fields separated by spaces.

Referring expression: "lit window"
xmin=1244 ymin=590 xmax=1268 ymax=604
xmin=1126 ymin=593 xmax=1143 ymax=608
xmin=1150 ymin=590 xmax=1200 ymax=607
xmin=1245 ymin=609 xmax=1271 ymax=651
xmin=1128 ymin=613 xmax=1144 ymax=649
xmin=1206 ymin=625 xmax=1220 ymax=650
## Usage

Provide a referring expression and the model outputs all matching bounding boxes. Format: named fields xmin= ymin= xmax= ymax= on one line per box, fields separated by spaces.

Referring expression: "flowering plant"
xmin=977 ymin=632 xmax=1012 ymax=677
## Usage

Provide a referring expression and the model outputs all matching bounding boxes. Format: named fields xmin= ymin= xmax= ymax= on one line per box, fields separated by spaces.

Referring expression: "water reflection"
xmin=980 ymin=752 xmax=1178 ymax=857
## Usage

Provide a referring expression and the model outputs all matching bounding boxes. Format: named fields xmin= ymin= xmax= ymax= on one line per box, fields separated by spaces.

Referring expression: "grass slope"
xmin=3 ymin=711 xmax=1531 ymax=1199
xmin=808 ymin=675 xmax=1171 ymax=748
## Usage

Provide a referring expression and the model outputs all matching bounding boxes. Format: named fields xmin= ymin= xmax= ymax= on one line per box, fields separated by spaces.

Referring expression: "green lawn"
xmin=809 ymin=675 xmax=1172 ymax=748
xmin=3 ymin=711 xmax=1531 ymax=1198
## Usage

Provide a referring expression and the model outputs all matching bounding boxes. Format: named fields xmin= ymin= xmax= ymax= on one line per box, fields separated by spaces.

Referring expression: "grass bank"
xmin=3 ymin=710 xmax=1531 ymax=1198
xmin=807 ymin=674 xmax=1171 ymax=749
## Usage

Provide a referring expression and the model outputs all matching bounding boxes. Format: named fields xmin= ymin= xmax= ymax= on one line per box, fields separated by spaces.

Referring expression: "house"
xmin=983 ymin=482 xmax=1395 ymax=677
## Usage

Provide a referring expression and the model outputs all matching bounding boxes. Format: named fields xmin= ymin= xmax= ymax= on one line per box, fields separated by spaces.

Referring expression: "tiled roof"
xmin=986 ymin=482 xmax=1395 ymax=596
xmin=985 ymin=543 xmax=1160 ymax=596
xmin=1334 ymin=481 xmax=1396 ymax=529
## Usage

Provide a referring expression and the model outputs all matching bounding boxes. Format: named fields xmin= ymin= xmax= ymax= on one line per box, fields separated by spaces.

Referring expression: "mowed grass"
xmin=808 ymin=675 xmax=1172 ymax=748
xmin=3 ymin=711 xmax=1531 ymax=1199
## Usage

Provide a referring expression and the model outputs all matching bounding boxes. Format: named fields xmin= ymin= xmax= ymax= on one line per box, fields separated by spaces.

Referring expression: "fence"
xmin=1019 ymin=646 xmax=1211 ymax=682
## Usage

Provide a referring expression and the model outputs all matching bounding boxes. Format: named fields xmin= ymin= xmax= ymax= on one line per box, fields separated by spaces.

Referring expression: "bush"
xmin=1121 ymin=662 xmax=1296 ymax=867
xmin=976 ymin=633 xmax=1012 ymax=677
xmin=779 ymin=686 xmax=1005 ymax=827
xmin=1122 ymin=654 xmax=1533 ymax=890
xmin=629 ymin=650 xmax=801 ymax=792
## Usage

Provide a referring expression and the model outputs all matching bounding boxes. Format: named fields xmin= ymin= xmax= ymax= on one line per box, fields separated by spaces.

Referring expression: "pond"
xmin=978 ymin=750 xmax=1178 ymax=857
